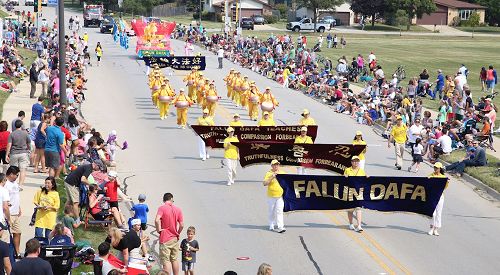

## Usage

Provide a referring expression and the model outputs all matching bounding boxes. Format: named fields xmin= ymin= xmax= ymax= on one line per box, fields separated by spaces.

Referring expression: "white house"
xmin=209 ymin=0 xmax=273 ymax=17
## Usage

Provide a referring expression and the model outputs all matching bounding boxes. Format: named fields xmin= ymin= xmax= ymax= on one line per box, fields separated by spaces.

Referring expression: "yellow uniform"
xmin=294 ymin=135 xmax=313 ymax=144
xmin=343 ymin=167 xmax=366 ymax=176
xmin=240 ymin=80 xmax=250 ymax=108
xmin=223 ymin=136 xmax=239 ymax=159
xmin=229 ymin=121 xmax=243 ymax=127
xmin=224 ymin=72 xmax=234 ymax=99
xmin=196 ymin=78 xmax=207 ymax=107
xmin=205 ymin=87 xmax=218 ymax=117
xmin=232 ymin=76 xmax=242 ymax=106
xmin=197 ymin=116 xmax=214 ymax=126
xmin=183 ymin=71 xmax=198 ymax=102
xmin=264 ymin=170 xmax=284 ymax=198
xmin=391 ymin=124 xmax=408 ymax=144
xmin=247 ymin=88 xmax=261 ymax=120
xmin=172 ymin=94 xmax=193 ymax=127
xmin=260 ymin=92 xmax=279 ymax=119
xmin=200 ymin=83 xmax=210 ymax=110
xmin=299 ymin=117 xmax=316 ymax=126
xmin=352 ymin=140 xmax=367 ymax=160
xmin=258 ymin=118 xmax=276 ymax=126
xmin=158 ymin=84 xmax=176 ymax=119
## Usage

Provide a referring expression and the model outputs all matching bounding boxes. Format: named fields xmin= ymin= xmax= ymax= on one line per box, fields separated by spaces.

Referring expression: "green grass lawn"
xmin=441 ymin=151 xmax=500 ymax=192
xmin=456 ymin=26 xmax=500 ymax=33
xmin=0 ymin=9 xmax=9 ymax=19
xmin=354 ymin=23 xmax=430 ymax=32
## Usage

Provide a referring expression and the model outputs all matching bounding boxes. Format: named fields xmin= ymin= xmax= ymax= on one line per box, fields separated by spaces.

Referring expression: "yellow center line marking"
xmin=324 ymin=211 xmax=395 ymax=275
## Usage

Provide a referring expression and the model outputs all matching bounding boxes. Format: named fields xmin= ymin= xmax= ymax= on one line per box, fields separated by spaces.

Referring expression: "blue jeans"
xmin=35 ymin=227 xmax=51 ymax=239
xmin=432 ymin=86 xmax=443 ymax=99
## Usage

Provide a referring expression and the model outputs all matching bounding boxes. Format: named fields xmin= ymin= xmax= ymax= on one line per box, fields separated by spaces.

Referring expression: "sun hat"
xmin=131 ymin=219 xmax=141 ymax=226
xmin=108 ymin=170 xmax=117 ymax=178
xmin=434 ymin=162 xmax=443 ymax=169
xmin=271 ymin=159 xmax=280 ymax=165
xmin=226 ymin=127 xmax=234 ymax=132
xmin=300 ymin=126 xmax=308 ymax=132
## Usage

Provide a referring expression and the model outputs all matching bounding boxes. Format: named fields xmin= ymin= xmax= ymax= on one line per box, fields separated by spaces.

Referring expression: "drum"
xmin=158 ymin=96 xmax=173 ymax=103
xmin=261 ymin=101 xmax=274 ymax=112
xmin=250 ymin=95 xmax=259 ymax=103
xmin=175 ymin=101 xmax=189 ymax=108
xmin=206 ymin=95 xmax=218 ymax=103
xmin=187 ymin=80 xmax=194 ymax=86
xmin=152 ymin=85 xmax=160 ymax=91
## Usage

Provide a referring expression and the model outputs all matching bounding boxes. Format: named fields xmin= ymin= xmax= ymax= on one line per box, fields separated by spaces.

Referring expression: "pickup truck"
xmin=286 ymin=18 xmax=331 ymax=33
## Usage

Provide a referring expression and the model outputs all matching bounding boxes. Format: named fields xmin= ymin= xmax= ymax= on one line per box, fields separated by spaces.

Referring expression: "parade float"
xmin=130 ymin=18 xmax=176 ymax=58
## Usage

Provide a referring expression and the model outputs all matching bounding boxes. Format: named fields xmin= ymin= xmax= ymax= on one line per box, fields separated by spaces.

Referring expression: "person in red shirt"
xmin=0 ymin=121 xmax=10 ymax=168
xmin=103 ymin=170 xmax=125 ymax=228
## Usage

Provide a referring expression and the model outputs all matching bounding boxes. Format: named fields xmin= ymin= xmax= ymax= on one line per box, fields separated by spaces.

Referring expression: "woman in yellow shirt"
xmin=33 ymin=177 xmax=60 ymax=238
xmin=240 ymin=76 xmax=250 ymax=109
xmin=224 ymin=69 xmax=235 ymax=99
xmin=352 ymin=131 xmax=367 ymax=170
xmin=428 ymin=162 xmax=447 ymax=236
xmin=294 ymin=126 xmax=313 ymax=174
xmin=298 ymin=109 xmax=316 ymax=126
xmin=172 ymin=88 xmax=193 ymax=129
xmin=229 ymin=113 xmax=243 ymax=127
xmin=260 ymin=87 xmax=279 ymax=119
xmin=263 ymin=159 xmax=285 ymax=233
xmin=197 ymin=109 xmax=215 ymax=161
xmin=183 ymin=68 xmax=198 ymax=102
xmin=158 ymin=80 xmax=176 ymax=120
xmin=247 ymin=84 xmax=261 ymax=121
xmin=344 ymin=156 xmax=366 ymax=232
xmin=224 ymin=127 xmax=239 ymax=186
xmin=258 ymin=112 xmax=276 ymax=126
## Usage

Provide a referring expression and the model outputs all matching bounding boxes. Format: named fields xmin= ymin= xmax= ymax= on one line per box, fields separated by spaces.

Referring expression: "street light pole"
xmin=58 ymin=0 xmax=67 ymax=104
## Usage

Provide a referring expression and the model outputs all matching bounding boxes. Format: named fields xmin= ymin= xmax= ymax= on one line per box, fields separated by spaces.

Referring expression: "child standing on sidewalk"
xmin=408 ymin=138 xmax=424 ymax=173
xmin=131 ymin=194 xmax=149 ymax=230
xmin=181 ymin=226 xmax=200 ymax=275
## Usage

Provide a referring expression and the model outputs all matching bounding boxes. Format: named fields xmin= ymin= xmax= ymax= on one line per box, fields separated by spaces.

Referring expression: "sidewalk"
xmin=1 ymin=79 xmax=46 ymax=250
xmin=349 ymin=84 xmax=500 ymax=159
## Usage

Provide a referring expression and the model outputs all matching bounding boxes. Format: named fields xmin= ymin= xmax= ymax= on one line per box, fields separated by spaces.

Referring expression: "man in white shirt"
xmin=217 ymin=47 xmax=224 ymax=69
xmin=430 ymin=128 xmax=452 ymax=159
xmin=5 ymin=167 xmax=21 ymax=257
xmin=0 ymin=174 xmax=10 ymax=243
xmin=368 ymin=51 xmax=376 ymax=63
xmin=407 ymin=119 xmax=424 ymax=145
xmin=375 ymin=65 xmax=385 ymax=87
xmin=459 ymin=64 xmax=468 ymax=78
xmin=454 ymin=71 xmax=467 ymax=93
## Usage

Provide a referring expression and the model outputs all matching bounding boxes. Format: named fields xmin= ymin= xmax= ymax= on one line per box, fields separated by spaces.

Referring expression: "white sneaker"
xmin=227 ymin=182 xmax=232 ymax=186
xmin=355 ymin=226 xmax=363 ymax=232
xmin=206 ymin=155 xmax=210 ymax=159
xmin=269 ymin=226 xmax=275 ymax=231
xmin=433 ymin=229 xmax=439 ymax=236
xmin=202 ymin=157 xmax=206 ymax=161
xmin=349 ymin=224 xmax=355 ymax=230
xmin=428 ymin=229 xmax=434 ymax=235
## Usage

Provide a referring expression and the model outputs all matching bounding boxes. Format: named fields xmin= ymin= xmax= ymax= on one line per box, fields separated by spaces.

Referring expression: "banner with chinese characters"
xmin=191 ymin=125 xmax=319 ymax=149
xmin=276 ymin=174 xmax=447 ymax=217
xmin=234 ymin=143 xmax=365 ymax=174
xmin=144 ymin=56 xmax=206 ymax=70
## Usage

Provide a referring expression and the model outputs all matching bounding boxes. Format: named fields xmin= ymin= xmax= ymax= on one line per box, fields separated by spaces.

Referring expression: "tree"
xmin=467 ymin=11 xmax=481 ymax=37
xmin=387 ymin=0 xmax=436 ymax=30
xmin=464 ymin=0 xmax=499 ymax=25
xmin=296 ymin=0 xmax=344 ymax=31
xmin=350 ymin=0 xmax=387 ymax=27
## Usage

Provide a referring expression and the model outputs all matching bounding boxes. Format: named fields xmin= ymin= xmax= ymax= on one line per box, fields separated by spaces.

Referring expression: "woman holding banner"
xmin=263 ymin=159 xmax=286 ymax=233
xmin=344 ymin=156 xmax=366 ymax=232
xmin=224 ymin=127 xmax=239 ymax=186
xmin=298 ymin=109 xmax=316 ymax=126
xmin=294 ymin=126 xmax=313 ymax=175
xmin=229 ymin=113 xmax=243 ymax=127
xmin=352 ymin=131 xmax=367 ymax=170
xmin=197 ymin=109 xmax=214 ymax=161
xmin=428 ymin=162 xmax=447 ymax=236
xmin=258 ymin=112 xmax=276 ymax=127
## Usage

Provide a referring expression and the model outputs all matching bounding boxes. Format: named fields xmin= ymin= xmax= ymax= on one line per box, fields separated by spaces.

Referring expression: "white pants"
xmin=296 ymin=166 xmax=306 ymax=175
xmin=198 ymin=137 xmax=208 ymax=159
xmin=395 ymin=143 xmax=405 ymax=167
xmin=268 ymin=197 xmax=284 ymax=229
xmin=431 ymin=195 xmax=444 ymax=228
xmin=225 ymin=158 xmax=237 ymax=184
xmin=359 ymin=159 xmax=365 ymax=170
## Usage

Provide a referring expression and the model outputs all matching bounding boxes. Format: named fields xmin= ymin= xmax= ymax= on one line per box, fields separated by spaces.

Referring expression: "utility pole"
xmin=199 ymin=0 xmax=202 ymax=27
xmin=58 ymin=0 xmax=67 ymax=104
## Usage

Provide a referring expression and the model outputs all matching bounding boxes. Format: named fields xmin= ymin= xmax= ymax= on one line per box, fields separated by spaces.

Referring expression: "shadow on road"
xmin=450 ymin=214 xmax=500 ymax=220
xmin=194 ymin=180 xmax=227 ymax=185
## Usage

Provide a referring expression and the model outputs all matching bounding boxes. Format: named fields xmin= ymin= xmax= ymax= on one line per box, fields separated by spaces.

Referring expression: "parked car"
xmin=241 ymin=17 xmax=254 ymax=30
xmin=320 ymin=15 xmax=336 ymax=27
xmin=286 ymin=17 xmax=331 ymax=33
xmin=41 ymin=0 xmax=48 ymax=6
xmin=251 ymin=14 xmax=265 ymax=25
xmin=25 ymin=0 xmax=34 ymax=6
xmin=7 ymin=0 xmax=19 ymax=6
xmin=100 ymin=15 xmax=115 ymax=33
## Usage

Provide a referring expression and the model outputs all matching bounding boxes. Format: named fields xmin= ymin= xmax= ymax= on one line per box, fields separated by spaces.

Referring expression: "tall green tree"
xmin=350 ymin=0 xmax=387 ymax=27
xmin=387 ymin=0 xmax=436 ymax=30
xmin=296 ymin=0 xmax=344 ymax=31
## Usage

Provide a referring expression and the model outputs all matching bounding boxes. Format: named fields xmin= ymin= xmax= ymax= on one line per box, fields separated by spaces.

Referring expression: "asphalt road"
xmin=15 ymin=3 xmax=500 ymax=274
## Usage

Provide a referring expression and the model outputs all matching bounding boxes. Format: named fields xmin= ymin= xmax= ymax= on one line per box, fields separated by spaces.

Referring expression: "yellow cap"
xmin=233 ymin=113 xmax=240 ymax=117
xmin=251 ymin=80 xmax=256 ymax=83
xmin=351 ymin=156 xmax=360 ymax=161
xmin=263 ymin=111 xmax=269 ymax=115
xmin=226 ymin=127 xmax=234 ymax=132
xmin=271 ymin=159 xmax=280 ymax=165
xmin=244 ymin=76 xmax=248 ymax=78
xmin=434 ymin=162 xmax=443 ymax=169
xmin=396 ymin=115 xmax=402 ymax=120
xmin=199 ymin=72 xmax=204 ymax=75
xmin=302 ymin=109 xmax=310 ymax=115
xmin=230 ymin=68 xmax=235 ymax=71
xmin=179 ymin=88 xmax=185 ymax=92
xmin=203 ymin=108 xmax=209 ymax=113
xmin=356 ymin=131 xmax=362 ymax=136
xmin=265 ymin=87 xmax=271 ymax=90
xmin=300 ymin=126 xmax=308 ymax=132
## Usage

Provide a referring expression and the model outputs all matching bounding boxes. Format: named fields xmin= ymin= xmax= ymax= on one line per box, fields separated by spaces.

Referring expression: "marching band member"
xmin=428 ymin=162 xmax=447 ymax=236
xmin=352 ymin=131 xmax=367 ymax=170
xmin=258 ymin=111 xmax=276 ymax=126
xmin=197 ymin=108 xmax=214 ymax=161
xmin=294 ymin=126 xmax=313 ymax=174
xmin=149 ymin=71 xmax=164 ymax=108
xmin=200 ymin=79 xmax=211 ymax=110
xmin=247 ymin=83 xmax=261 ymax=121
xmin=263 ymin=159 xmax=286 ymax=233
xmin=172 ymin=88 xmax=193 ymax=129
xmin=344 ymin=156 xmax=366 ymax=232
xmin=205 ymin=82 xmax=219 ymax=117
xmin=195 ymin=73 xmax=206 ymax=107
xmin=184 ymin=67 xmax=198 ymax=103
xmin=223 ymin=127 xmax=239 ymax=186
xmin=298 ymin=109 xmax=316 ymax=126
xmin=231 ymin=72 xmax=242 ymax=106
xmin=157 ymin=80 xmax=175 ymax=120
xmin=260 ymin=87 xmax=279 ymax=120
xmin=224 ymin=69 xmax=235 ymax=99
xmin=229 ymin=113 xmax=243 ymax=127
xmin=240 ymin=76 xmax=250 ymax=109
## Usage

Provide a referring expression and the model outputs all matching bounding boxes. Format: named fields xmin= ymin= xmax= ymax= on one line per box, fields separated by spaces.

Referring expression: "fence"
xmin=152 ymin=3 xmax=188 ymax=17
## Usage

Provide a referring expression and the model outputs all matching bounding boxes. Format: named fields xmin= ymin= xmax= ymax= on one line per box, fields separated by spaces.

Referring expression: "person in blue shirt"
xmin=131 ymin=194 xmax=149 ymax=230
xmin=49 ymin=223 xmax=73 ymax=245
xmin=432 ymin=69 xmax=445 ymax=100
xmin=30 ymin=96 xmax=45 ymax=127
xmin=44 ymin=117 xmax=67 ymax=178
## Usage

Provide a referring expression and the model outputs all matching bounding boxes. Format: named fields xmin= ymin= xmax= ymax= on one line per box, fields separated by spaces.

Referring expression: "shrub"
xmin=263 ymin=15 xmax=278 ymax=24
xmin=275 ymin=3 xmax=287 ymax=18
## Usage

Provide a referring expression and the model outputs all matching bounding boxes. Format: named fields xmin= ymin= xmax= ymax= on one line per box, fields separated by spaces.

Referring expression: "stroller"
xmin=35 ymin=237 xmax=77 ymax=275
